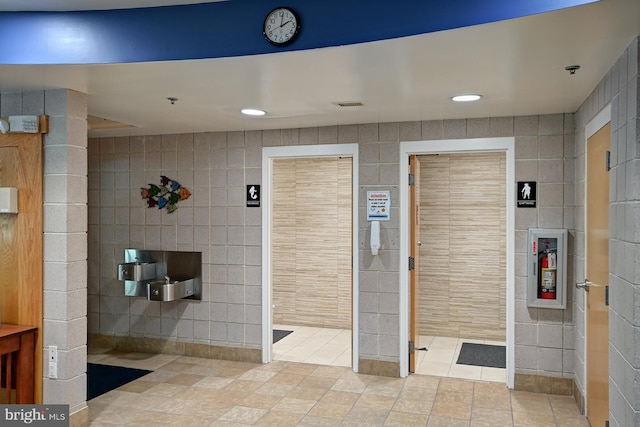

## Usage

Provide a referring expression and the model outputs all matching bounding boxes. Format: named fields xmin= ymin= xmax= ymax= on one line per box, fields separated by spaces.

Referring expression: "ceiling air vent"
xmin=334 ymin=101 xmax=364 ymax=108
xmin=87 ymin=115 xmax=135 ymax=130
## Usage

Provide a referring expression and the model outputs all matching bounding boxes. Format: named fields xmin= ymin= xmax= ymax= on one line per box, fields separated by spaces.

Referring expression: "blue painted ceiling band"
xmin=0 ymin=0 xmax=598 ymax=65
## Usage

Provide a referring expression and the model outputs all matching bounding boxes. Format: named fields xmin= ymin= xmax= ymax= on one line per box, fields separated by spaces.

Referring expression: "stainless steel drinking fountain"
xmin=117 ymin=249 xmax=202 ymax=301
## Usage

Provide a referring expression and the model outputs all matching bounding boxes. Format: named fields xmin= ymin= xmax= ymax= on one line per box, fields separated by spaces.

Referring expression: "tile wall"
xmin=572 ymin=37 xmax=640 ymax=427
xmin=89 ymin=113 xmax=577 ymax=379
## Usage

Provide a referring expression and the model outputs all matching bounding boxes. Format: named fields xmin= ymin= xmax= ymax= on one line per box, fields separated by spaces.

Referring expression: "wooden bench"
xmin=0 ymin=325 xmax=37 ymax=404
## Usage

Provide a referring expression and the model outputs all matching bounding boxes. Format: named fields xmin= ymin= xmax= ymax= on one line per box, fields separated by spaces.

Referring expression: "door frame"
xmin=582 ymin=103 xmax=611 ymax=412
xmin=261 ymin=143 xmax=359 ymax=372
xmin=399 ymin=138 xmax=515 ymax=388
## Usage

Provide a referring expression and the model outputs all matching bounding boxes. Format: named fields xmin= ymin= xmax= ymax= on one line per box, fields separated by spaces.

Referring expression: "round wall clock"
xmin=263 ymin=7 xmax=300 ymax=46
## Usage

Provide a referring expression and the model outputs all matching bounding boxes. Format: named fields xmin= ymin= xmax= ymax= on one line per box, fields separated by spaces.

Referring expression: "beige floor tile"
xmin=511 ymin=393 xmax=552 ymax=415
xmin=116 ymin=379 xmax=156 ymax=393
xmin=404 ymin=375 xmax=440 ymax=390
xmin=281 ymin=363 xmax=321 ymax=376
xmin=169 ymin=398 xmax=230 ymax=418
xmin=297 ymin=415 xmax=343 ymax=426
xmin=192 ymin=375 xmax=235 ymax=389
xmin=287 ymin=384 xmax=328 ymax=400
xmin=430 ymin=400 xmax=472 ymax=420
xmin=165 ymin=373 xmax=206 ymax=386
xmin=218 ymin=405 xmax=268 ymax=424
xmin=299 ymin=374 xmax=338 ymax=389
xmin=384 ymin=410 xmax=429 ymax=426
xmin=427 ymin=415 xmax=470 ymax=426
xmin=554 ymin=416 xmax=590 ymax=427
xmin=307 ymin=401 xmax=353 ymax=419
xmin=512 ymin=410 xmax=556 ymax=427
xmin=438 ymin=377 xmax=475 ymax=393
xmin=399 ymin=386 xmax=437 ymax=403
xmin=392 ymin=397 xmax=433 ymax=415
xmin=331 ymin=378 xmax=368 ymax=393
xmin=224 ymin=379 xmax=264 ymax=393
xmin=344 ymin=406 xmax=391 ymax=425
xmin=86 ymin=350 xmax=588 ymax=427
xmin=309 ymin=365 xmax=350 ymax=379
xmin=111 ymin=392 xmax=170 ymax=411
xmin=254 ymin=410 xmax=305 ymax=426
xmin=268 ymin=371 xmax=306 ymax=386
xmin=448 ymin=363 xmax=482 ymax=380
xmin=471 ymin=407 xmax=513 ymax=425
xmin=168 ymin=414 xmax=217 ymax=426
xmin=416 ymin=361 xmax=451 ymax=376
xmin=320 ymin=389 xmax=361 ymax=406
xmin=436 ymin=389 xmax=473 ymax=405
xmin=254 ymin=382 xmax=296 ymax=397
xmin=355 ymin=393 xmax=398 ymax=410
xmin=240 ymin=392 xmax=282 ymax=410
xmin=481 ymin=366 xmax=507 ymax=382
xmin=270 ymin=397 xmax=317 ymax=414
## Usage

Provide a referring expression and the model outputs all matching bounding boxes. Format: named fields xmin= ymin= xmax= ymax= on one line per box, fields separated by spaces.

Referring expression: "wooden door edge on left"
xmin=0 ymin=129 xmax=44 ymax=403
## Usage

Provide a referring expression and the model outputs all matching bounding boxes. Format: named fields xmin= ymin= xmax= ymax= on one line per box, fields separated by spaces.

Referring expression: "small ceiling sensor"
xmin=451 ymin=94 xmax=482 ymax=102
xmin=167 ymin=97 xmax=178 ymax=105
xmin=565 ymin=65 xmax=581 ymax=75
xmin=241 ymin=108 xmax=266 ymax=116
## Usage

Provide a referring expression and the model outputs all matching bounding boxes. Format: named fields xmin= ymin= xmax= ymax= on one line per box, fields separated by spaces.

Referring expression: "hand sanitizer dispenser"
xmin=0 ymin=188 xmax=18 ymax=214
xmin=370 ymin=220 xmax=381 ymax=255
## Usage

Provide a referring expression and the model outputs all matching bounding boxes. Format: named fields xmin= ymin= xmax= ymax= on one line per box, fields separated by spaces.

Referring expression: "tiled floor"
xmin=87 ymin=348 xmax=588 ymax=426
xmin=273 ymin=325 xmax=352 ymax=367
xmin=273 ymin=326 xmax=506 ymax=383
xmin=415 ymin=336 xmax=506 ymax=383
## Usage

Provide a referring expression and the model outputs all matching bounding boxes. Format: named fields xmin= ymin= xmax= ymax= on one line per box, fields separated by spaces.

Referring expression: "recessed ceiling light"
xmin=241 ymin=108 xmax=266 ymax=116
xmin=451 ymin=94 xmax=482 ymax=102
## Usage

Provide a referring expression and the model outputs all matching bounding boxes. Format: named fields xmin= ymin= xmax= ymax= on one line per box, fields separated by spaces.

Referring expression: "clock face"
xmin=263 ymin=7 xmax=300 ymax=46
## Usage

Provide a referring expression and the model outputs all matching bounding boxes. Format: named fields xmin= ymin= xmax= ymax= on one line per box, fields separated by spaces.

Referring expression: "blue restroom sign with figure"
xmin=246 ymin=185 xmax=260 ymax=207
xmin=517 ymin=181 xmax=536 ymax=208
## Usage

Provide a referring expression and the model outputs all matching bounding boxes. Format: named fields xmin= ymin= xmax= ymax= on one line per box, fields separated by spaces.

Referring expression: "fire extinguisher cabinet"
xmin=527 ymin=228 xmax=568 ymax=309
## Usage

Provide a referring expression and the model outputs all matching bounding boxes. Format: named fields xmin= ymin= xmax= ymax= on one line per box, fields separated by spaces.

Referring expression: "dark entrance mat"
xmin=87 ymin=363 xmax=152 ymax=400
xmin=456 ymin=342 xmax=506 ymax=369
xmin=273 ymin=329 xmax=293 ymax=344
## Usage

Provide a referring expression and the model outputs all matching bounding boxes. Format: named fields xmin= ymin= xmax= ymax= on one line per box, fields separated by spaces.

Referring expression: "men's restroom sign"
xmin=246 ymin=185 xmax=260 ymax=207
xmin=367 ymin=191 xmax=390 ymax=220
xmin=517 ymin=181 xmax=536 ymax=208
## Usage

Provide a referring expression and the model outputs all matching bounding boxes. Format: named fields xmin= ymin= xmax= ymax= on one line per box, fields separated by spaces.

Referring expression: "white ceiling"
xmin=0 ymin=0 xmax=638 ymax=138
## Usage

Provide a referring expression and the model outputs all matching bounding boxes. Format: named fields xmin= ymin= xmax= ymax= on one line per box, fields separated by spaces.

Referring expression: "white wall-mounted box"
xmin=0 ymin=188 xmax=18 ymax=213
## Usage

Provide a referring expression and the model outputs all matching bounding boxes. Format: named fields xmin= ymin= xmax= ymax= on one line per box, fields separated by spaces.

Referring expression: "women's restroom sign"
xmin=367 ymin=191 xmax=390 ymax=221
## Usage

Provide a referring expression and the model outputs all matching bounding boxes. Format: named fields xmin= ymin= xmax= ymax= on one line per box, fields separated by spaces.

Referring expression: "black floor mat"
xmin=456 ymin=342 xmax=506 ymax=368
xmin=273 ymin=329 xmax=293 ymax=343
xmin=87 ymin=363 xmax=152 ymax=400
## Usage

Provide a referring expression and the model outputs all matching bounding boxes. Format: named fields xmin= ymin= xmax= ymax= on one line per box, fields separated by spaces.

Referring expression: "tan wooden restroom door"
xmin=409 ymin=155 xmax=420 ymax=373
xmin=585 ymin=122 xmax=610 ymax=427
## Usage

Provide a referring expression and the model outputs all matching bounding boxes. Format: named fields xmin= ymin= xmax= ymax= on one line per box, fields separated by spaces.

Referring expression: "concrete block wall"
xmin=89 ymin=113 xmax=576 ymax=376
xmin=512 ymin=114 xmax=577 ymax=378
xmin=573 ymin=36 xmax=640 ymax=426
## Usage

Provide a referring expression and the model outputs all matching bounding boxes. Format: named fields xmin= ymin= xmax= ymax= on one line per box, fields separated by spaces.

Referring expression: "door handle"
xmin=576 ymin=279 xmax=591 ymax=291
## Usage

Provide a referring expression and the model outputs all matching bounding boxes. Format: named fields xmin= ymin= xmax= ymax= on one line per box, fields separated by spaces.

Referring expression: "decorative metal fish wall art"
xmin=141 ymin=175 xmax=191 ymax=213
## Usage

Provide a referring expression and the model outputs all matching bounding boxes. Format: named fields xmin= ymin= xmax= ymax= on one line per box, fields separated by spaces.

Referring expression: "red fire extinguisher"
xmin=540 ymin=248 xmax=557 ymax=299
